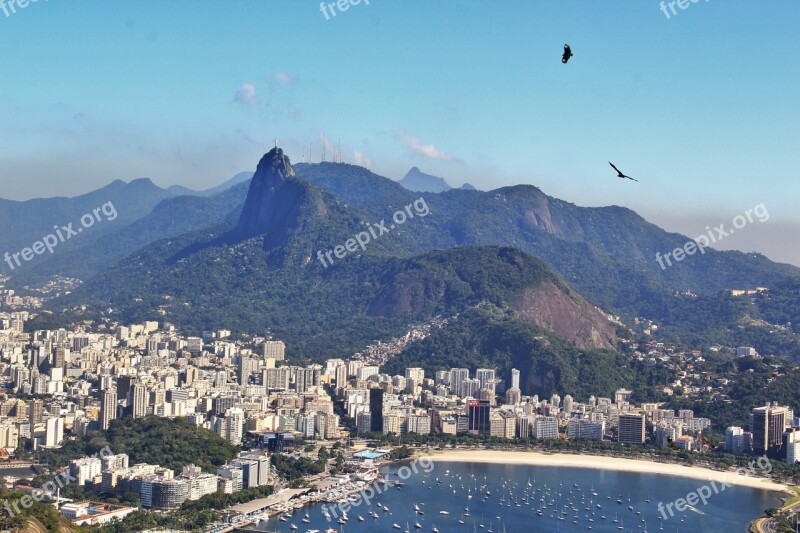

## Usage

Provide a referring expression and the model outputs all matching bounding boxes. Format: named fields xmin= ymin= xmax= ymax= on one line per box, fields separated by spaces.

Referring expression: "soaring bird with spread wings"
xmin=609 ymin=161 xmax=638 ymax=182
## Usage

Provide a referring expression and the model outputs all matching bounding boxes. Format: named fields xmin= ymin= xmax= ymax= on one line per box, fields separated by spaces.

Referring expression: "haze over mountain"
xmin=0 ymin=178 xmax=175 ymax=266
xmin=165 ymin=172 xmax=253 ymax=197
xmin=399 ymin=167 xmax=452 ymax=193
xmin=397 ymin=167 xmax=478 ymax=193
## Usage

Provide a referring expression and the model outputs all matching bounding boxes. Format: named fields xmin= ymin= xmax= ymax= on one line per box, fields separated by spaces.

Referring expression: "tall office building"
xmin=116 ymin=375 xmax=133 ymax=402
xmin=132 ymin=383 xmax=148 ymax=419
xmin=369 ymin=389 xmax=384 ymax=433
xmin=511 ymin=368 xmax=520 ymax=390
xmin=101 ymin=388 xmax=118 ymax=431
xmin=52 ymin=345 xmax=67 ymax=370
xmin=468 ymin=400 xmax=491 ymax=435
xmin=751 ymin=404 xmax=790 ymax=456
xmin=618 ymin=413 xmax=646 ymax=445
xmin=29 ymin=399 xmax=43 ymax=426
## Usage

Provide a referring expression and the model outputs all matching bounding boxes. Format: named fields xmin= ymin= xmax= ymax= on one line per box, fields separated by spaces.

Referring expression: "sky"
xmin=0 ymin=0 xmax=798 ymax=265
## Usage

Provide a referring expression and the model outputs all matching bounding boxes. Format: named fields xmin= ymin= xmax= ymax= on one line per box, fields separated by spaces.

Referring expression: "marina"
xmin=240 ymin=460 xmax=781 ymax=532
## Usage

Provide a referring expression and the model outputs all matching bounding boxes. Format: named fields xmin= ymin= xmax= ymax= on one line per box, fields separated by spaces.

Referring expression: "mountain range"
xmin=10 ymin=148 xmax=800 ymax=396
xmin=398 ymin=166 xmax=476 ymax=192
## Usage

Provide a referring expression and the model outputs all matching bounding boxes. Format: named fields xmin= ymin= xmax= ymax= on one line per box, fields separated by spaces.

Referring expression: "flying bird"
xmin=608 ymin=161 xmax=638 ymax=182
xmin=562 ymin=44 xmax=573 ymax=64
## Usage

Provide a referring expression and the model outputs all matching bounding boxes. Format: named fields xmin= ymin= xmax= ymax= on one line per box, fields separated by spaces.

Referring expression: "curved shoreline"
xmin=426 ymin=450 xmax=791 ymax=494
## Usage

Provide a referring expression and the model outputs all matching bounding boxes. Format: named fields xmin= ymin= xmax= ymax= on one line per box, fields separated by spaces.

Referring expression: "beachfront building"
xmin=535 ymin=416 xmax=558 ymax=440
xmin=618 ymin=413 xmax=646 ymax=445
xmin=567 ymin=418 xmax=605 ymax=440
xmin=751 ymin=403 xmax=791 ymax=456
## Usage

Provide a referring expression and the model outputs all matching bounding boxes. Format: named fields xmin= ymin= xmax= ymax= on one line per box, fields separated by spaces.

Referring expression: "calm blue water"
xmin=252 ymin=460 xmax=781 ymax=533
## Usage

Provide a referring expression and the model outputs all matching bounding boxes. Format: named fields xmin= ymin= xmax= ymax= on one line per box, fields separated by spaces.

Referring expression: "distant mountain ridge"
xmin=399 ymin=166 xmax=452 ymax=193
xmin=163 ymin=171 xmax=254 ymax=197
xmin=396 ymin=166 xmax=478 ymax=193
xmin=0 ymin=178 xmax=176 ymax=267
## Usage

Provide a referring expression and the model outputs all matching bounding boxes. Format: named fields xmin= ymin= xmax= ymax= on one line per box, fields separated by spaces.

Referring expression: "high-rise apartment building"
xmin=101 ymin=388 xmax=118 ymax=431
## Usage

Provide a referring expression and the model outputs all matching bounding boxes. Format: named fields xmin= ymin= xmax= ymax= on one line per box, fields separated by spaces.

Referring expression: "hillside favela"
xmin=1 ymin=2 xmax=799 ymax=533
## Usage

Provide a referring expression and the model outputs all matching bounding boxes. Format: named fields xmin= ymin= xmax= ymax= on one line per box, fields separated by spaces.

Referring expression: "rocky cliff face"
xmin=230 ymin=147 xmax=321 ymax=249
xmin=512 ymin=282 xmax=617 ymax=350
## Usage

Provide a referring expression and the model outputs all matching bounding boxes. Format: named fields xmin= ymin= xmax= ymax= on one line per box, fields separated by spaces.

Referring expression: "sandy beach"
xmin=428 ymin=450 xmax=791 ymax=493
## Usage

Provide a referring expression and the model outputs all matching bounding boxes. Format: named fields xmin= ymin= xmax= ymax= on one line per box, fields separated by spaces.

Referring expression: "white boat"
xmin=393 ymin=523 xmax=402 ymax=529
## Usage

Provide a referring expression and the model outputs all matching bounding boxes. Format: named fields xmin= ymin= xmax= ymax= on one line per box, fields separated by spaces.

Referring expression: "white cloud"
xmin=394 ymin=129 xmax=459 ymax=162
xmin=273 ymin=71 xmax=298 ymax=87
xmin=234 ymin=83 xmax=260 ymax=107
xmin=353 ymin=149 xmax=373 ymax=169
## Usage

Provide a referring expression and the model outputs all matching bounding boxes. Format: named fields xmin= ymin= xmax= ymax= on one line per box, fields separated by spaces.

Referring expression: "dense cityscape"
xmin=2 ymin=3 xmax=798 ymax=532
xmin=2 ymin=291 xmax=799 ymax=530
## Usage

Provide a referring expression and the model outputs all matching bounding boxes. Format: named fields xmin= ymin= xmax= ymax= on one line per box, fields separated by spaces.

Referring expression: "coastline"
xmin=426 ymin=450 xmax=791 ymax=494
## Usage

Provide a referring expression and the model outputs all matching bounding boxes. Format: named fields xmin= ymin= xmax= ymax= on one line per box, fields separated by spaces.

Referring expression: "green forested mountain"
xmin=25 ymin=150 xmax=800 ymax=364
xmin=383 ymin=305 xmax=674 ymax=400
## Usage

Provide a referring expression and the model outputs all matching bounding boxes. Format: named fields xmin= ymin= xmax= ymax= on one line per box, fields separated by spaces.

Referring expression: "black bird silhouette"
xmin=608 ymin=162 xmax=638 ymax=182
xmin=562 ymin=44 xmax=573 ymax=64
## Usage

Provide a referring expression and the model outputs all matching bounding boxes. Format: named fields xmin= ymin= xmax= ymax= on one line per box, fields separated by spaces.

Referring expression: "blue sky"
xmin=1 ymin=0 xmax=798 ymax=264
